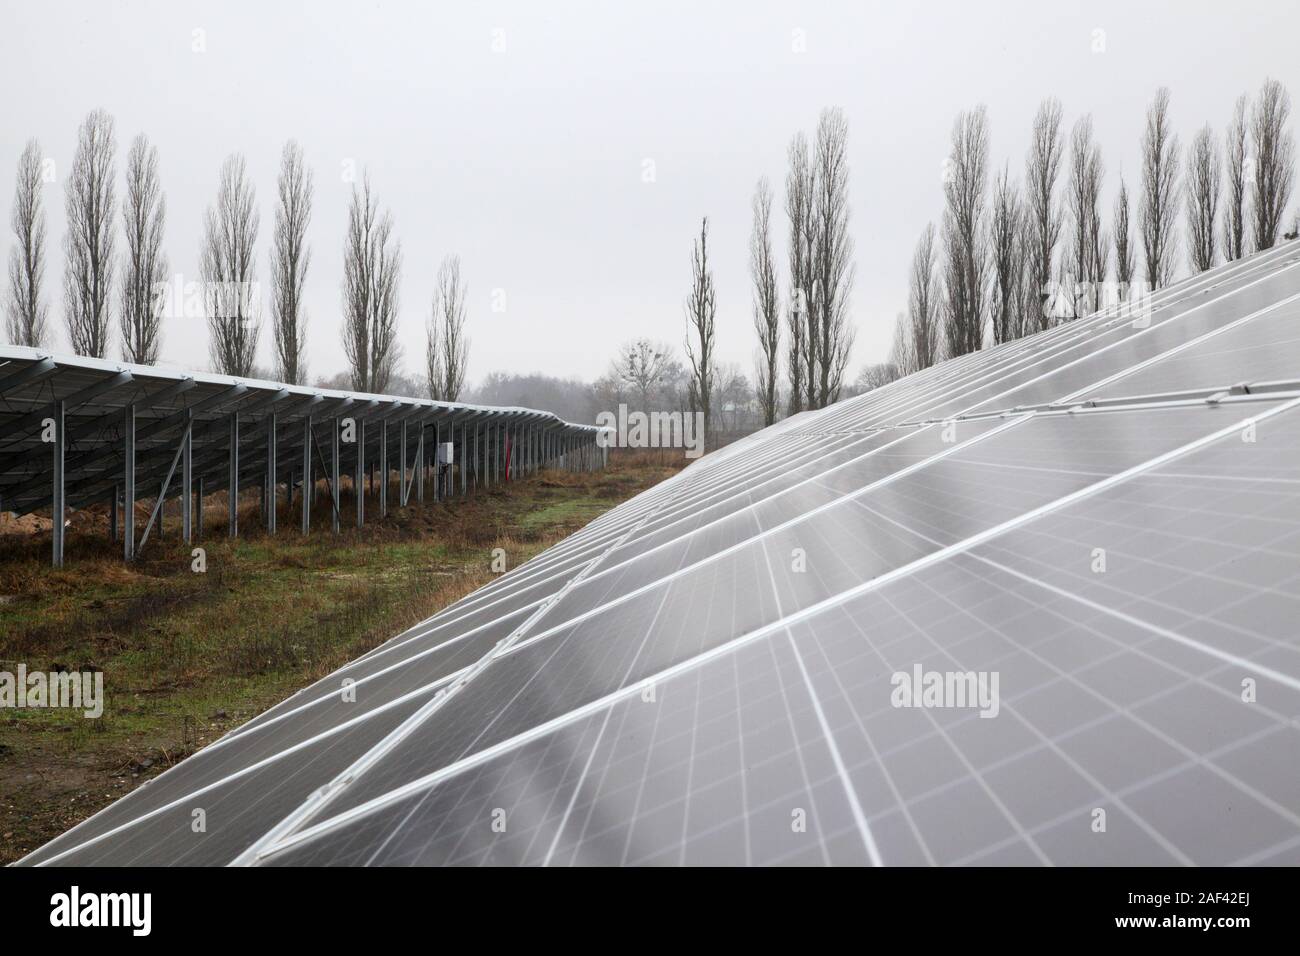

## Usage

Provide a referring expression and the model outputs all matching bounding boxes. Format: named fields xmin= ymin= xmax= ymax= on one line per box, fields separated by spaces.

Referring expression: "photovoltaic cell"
xmin=262 ymin=635 xmax=874 ymax=866
xmin=26 ymin=685 xmax=443 ymax=867
xmin=1084 ymin=295 xmax=1300 ymax=401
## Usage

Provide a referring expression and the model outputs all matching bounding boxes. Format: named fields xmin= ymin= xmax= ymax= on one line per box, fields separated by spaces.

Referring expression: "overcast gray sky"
xmin=2 ymin=0 xmax=1297 ymax=386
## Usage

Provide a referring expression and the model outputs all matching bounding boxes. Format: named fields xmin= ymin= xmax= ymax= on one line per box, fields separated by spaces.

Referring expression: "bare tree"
xmin=1024 ymin=97 xmax=1064 ymax=331
xmin=202 ymin=153 xmax=260 ymax=376
xmin=270 ymin=140 xmax=313 ymax=384
xmin=988 ymin=167 xmax=1023 ymax=344
xmin=811 ymin=107 xmax=856 ymax=405
xmin=1186 ymin=125 xmax=1220 ymax=273
xmin=784 ymin=132 xmax=815 ymax=412
xmin=1224 ymin=94 xmax=1249 ymax=261
xmin=1065 ymin=115 xmax=1107 ymax=317
xmin=427 ymin=254 xmax=469 ymax=401
xmin=1017 ymin=217 xmax=1041 ymax=337
xmin=1089 ymin=189 xmax=1110 ymax=297
xmin=684 ymin=216 xmax=717 ymax=434
xmin=889 ymin=311 xmax=916 ymax=377
xmin=424 ymin=311 xmax=442 ymax=402
xmin=1113 ymin=177 xmax=1135 ymax=288
xmin=611 ymin=339 xmax=674 ymax=410
xmin=713 ymin=362 xmax=754 ymax=432
xmin=908 ymin=222 xmax=940 ymax=368
xmin=855 ymin=361 xmax=899 ymax=392
xmin=63 ymin=109 xmax=117 ymax=357
xmin=341 ymin=174 xmax=402 ymax=393
xmin=1250 ymin=78 xmax=1295 ymax=252
xmin=6 ymin=139 xmax=48 ymax=347
xmin=1139 ymin=88 xmax=1181 ymax=289
xmin=785 ymin=288 xmax=805 ymax=417
xmin=119 ymin=134 xmax=167 ymax=365
xmin=749 ymin=178 xmax=780 ymax=426
xmin=942 ymin=105 xmax=990 ymax=357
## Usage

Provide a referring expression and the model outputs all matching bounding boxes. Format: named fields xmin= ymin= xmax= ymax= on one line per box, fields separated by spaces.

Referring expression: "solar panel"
xmin=18 ymin=240 xmax=1300 ymax=866
xmin=0 ymin=348 xmax=604 ymax=567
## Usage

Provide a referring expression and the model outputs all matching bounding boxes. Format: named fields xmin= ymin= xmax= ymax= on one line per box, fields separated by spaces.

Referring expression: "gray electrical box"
xmin=436 ymin=442 xmax=454 ymax=465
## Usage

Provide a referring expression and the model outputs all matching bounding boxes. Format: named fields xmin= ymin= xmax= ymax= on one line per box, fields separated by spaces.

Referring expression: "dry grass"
xmin=608 ymin=446 xmax=696 ymax=469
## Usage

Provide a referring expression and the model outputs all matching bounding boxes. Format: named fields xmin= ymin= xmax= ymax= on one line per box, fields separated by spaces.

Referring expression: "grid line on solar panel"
xmin=930 ymin=255 xmax=1300 ymax=423
xmin=484 ymin=417 xmax=1020 ymax=655
xmin=799 ymin=522 xmax=1298 ymax=861
xmin=244 ymin=405 xmax=1269 ymax=827
xmin=252 ymin=392 xmax=1300 ymax=866
xmin=611 ymin=432 xmax=877 ymax=547
xmin=797 ymin=595 xmax=1089 ymax=864
xmin=477 ymin=398 xmax=1257 ymax=666
xmin=224 ymin=450 xmax=711 ymax=865
xmin=798 ymin=244 xmax=1300 ymax=442
xmin=816 ymin=243 xmax=1300 ymax=433
xmin=256 ymin=541 xmax=1279 ymax=868
xmin=808 ymin=304 xmax=1104 ymax=427
xmin=246 ymin=430 xmax=921 ymax=731
xmin=240 ymin=395 xmax=1297 ymax=859
xmin=1083 ymin=305 xmax=1300 ymax=404
xmin=971 ymin=273 xmax=1300 ymax=416
xmin=572 ymin=428 xmax=940 ymax=586
xmin=594 ymin=438 xmax=844 ymax=546
xmin=799 ymin=314 xmax=1118 ymax=434
xmin=799 ymin=562 xmax=1293 ymax=865
xmin=825 ymin=399 xmax=1300 ymax=863
xmin=876 ymin=476 xmax=1300 ymax=860
xmin=1055 ymin=291 xmax=1300 ymax=406
xmin=261 ymin=635 xmax=874 ymax=866
xmin=21 ymin=682 xmax=447 ymax=867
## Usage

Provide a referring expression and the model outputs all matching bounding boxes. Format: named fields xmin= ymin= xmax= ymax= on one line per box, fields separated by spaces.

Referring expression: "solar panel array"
xmin=20 ymin=241 xmax=1300 ymax=866
xmin=0 ymin=346 xmax=602 ymax=566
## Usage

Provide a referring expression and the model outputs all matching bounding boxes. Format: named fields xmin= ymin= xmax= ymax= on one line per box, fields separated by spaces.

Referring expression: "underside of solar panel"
xmin=15 ymin=241 xmax=1300 ymax=867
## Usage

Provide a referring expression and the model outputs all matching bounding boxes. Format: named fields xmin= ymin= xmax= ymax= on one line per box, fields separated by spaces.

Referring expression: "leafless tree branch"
xmin=202 ymin=153 xmax=261 ymax=376
xmin=1186 ymin=125 xmax=1220 ymax=273
xmin=684 ymin=216 xmax=716 ymax=433
xmin=1224 ymin=93 xmax=1249 ymax=261
xmin=1113 ymin=177 xmax=1135 ymax=288
xmin=908 ymin=221 xmax=940 ymax=369
xmin=6 ymin=139 xmax=49 ymax=347
xmin=1066 ymin=115 xmax=1106 ymax=316
xmin=271 ymin=140 xmax=313 ymax=384
xmin=1250 ymin=78 xmax=1294 ymax=251
xmin=784 ymin=132 xmax=814 ymax=414
xmin=119 ymin=133 xmax=167 ymax=365
xmin=611 ymin=338 xmax=674 ymax=411
xmin=63 ymin=109 xmax=117 ymax=357
xmin=1139 ymin=87 xmax=1181 ymax=289
xmin=988 ymin=167 xmax=1023 ymax=343
xmin=749 ymin=177 xmax=780 ymax=426
xmin=427 ymin=254 xmax=469 ymax=401
xmin=811 ymin=107 xmax=856 ymax=405
xmin=341 ymin=173 xmax=402 ymax=393
xmin=1024 ymin=97 xmax=1064 ymax=332
xmin=943 ymin=105 xmax=990 ymax=357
